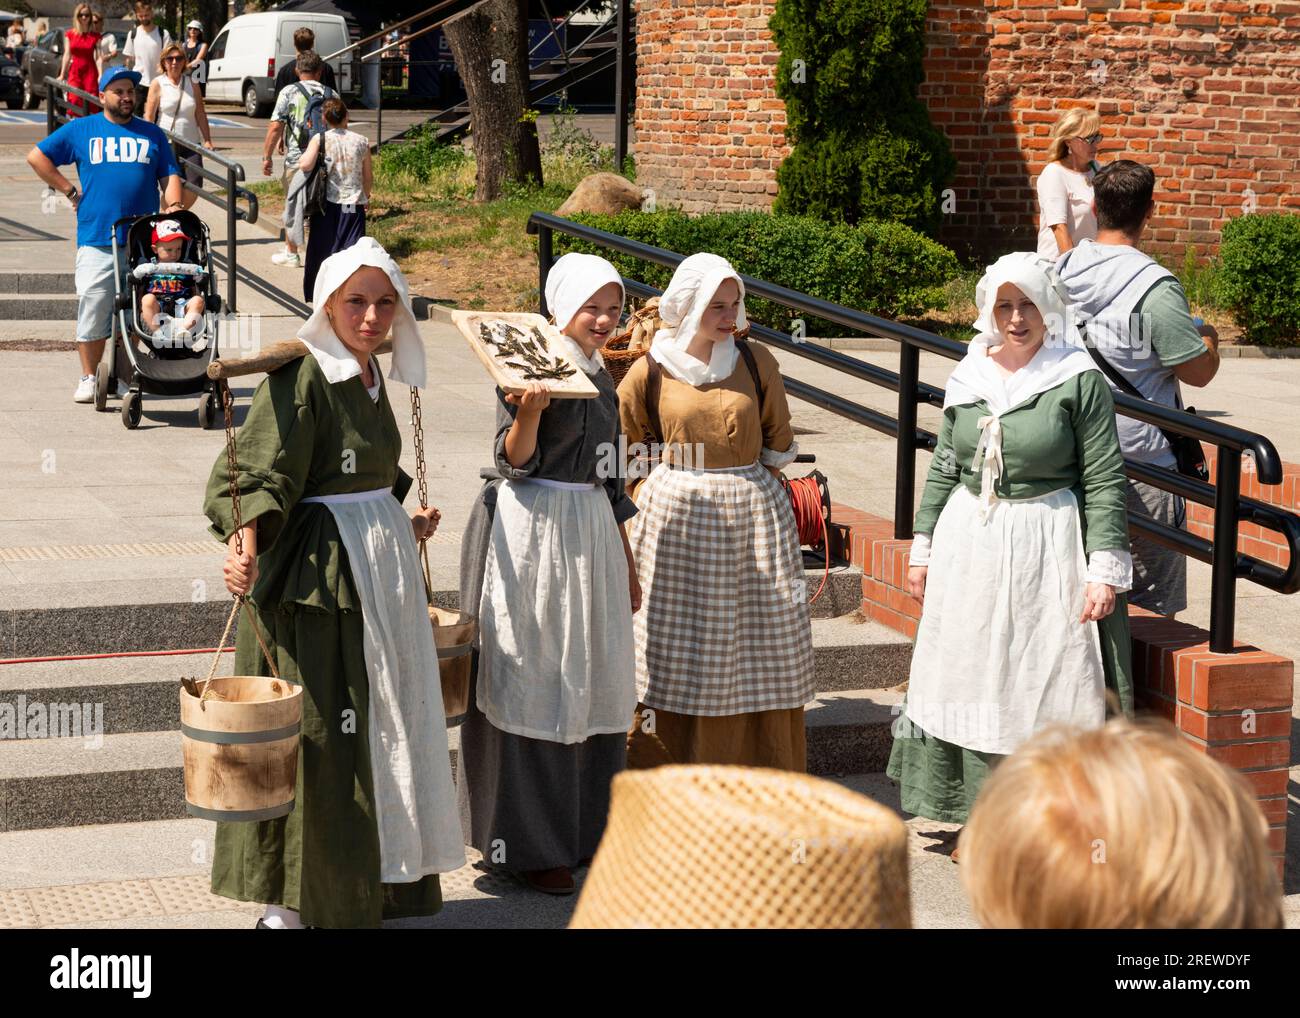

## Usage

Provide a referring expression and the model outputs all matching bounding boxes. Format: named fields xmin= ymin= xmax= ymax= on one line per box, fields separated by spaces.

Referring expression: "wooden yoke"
xmin=206 ymin=338 xmax=394 ymax=380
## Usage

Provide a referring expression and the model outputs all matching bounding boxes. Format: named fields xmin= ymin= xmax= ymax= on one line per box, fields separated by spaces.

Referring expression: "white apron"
xmin=905 ymin=483 xmax=1106 ymax=756
xmin=300 ymin=487 xmax=466 ymax=881
xmin=477 ymin=477 xmax=636 ymax=744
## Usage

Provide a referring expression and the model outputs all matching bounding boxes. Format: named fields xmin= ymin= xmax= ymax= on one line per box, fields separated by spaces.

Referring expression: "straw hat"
xmin=569 ymin=765 xmax=911 ymax=929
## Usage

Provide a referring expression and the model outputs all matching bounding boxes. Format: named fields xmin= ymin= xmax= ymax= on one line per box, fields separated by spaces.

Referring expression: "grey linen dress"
xmin=457 ymin=369 xmax=638 ymax=872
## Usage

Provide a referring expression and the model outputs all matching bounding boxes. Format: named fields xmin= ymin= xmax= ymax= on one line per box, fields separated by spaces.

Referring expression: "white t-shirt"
xmin=123 ymin=25 xmax=172 ymax=86
xmin=1036 ymin=160 xmax=1097 ymax=259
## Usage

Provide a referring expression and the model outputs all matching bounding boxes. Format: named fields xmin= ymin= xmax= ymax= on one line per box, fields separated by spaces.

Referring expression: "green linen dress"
xmin=202 ymin=352 xmax=444 ymax=928
xmin=886 ymin=368 xmax=1134 ymax=824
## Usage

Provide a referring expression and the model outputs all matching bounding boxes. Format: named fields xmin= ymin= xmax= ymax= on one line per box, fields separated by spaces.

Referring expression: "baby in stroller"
xmin=136 ymin=219 xmax=207 ymax=350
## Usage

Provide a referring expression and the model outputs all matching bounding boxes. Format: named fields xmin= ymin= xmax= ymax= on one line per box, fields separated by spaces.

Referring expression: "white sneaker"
xmin=114 ymin=378 xmax=130 ymax=398
xmin=73 ymin=375 xmax=94 ymax=403
xmin=271 ymin=251 xmax=302 ymax=268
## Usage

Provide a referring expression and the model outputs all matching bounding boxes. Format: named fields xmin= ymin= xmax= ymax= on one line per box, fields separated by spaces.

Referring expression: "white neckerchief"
xmin=945 ymin=340 xmax=1099 ymax=521
xmin=651 ymin=335 xmax=737 ymax=387
xmin=298 ymin=237 xmax=426 ymax=388
xmin=649 ymin=253 xmax=746 ymax=387
xmin=552 ymin=333 xmax=605 ymax=376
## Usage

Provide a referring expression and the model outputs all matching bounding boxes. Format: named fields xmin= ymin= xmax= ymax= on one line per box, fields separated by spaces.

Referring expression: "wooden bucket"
xmin=180 ymin=676 xmax=303 ymax=822
xmin=429 ymin=606 xmax=476 ymax=717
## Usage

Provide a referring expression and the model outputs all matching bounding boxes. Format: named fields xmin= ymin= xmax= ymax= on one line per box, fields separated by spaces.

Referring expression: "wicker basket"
xmin=569 ymin=765 xmax=911 ymax=929
xmin=601 ymin=298 xmax=659 ymax=387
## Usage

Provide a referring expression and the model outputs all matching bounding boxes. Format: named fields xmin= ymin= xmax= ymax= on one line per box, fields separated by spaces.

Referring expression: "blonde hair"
xmin=158 ymin=41 xmax=186 ymax=75
xmin=960 ymin=717 xmax=1283 ymax=929
xmin=72 ymin=4 xmax=95 ymax=28
xmin=1047 ymin=108 xmax=1102 ymax=163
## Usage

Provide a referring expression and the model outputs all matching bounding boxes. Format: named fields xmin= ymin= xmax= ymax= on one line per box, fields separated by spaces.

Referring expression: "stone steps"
xmin=0 ymin=567 xmax=866 ymax=658
xmin=0 ymin=272 xmax=77 ymax=293
xmin=0 ymin=686 xmax=905 ymax=832
xmin=0 ymin=609 xmax=909 ymax=740
xmin=0 ymin=294 xmax=82 ymax=321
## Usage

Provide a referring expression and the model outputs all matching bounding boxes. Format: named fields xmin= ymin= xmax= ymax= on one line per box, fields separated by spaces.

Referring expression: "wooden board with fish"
xmin=452 ymin=310 xmax=599 ymax=399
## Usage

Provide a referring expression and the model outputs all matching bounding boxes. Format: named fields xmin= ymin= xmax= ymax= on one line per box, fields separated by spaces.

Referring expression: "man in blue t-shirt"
xmin=27 ymin=66 xmax=183 ymax=404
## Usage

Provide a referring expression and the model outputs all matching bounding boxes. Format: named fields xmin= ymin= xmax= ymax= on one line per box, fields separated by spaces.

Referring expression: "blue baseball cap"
xmin=99 ymin=66 xmax=142 ymax=92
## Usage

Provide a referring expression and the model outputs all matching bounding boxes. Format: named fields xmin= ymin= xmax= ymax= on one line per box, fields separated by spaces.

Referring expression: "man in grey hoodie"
xmin=1057 ymin=160 xmax=1220 ymax=616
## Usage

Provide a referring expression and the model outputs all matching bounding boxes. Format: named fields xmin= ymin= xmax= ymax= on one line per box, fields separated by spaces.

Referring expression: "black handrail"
xmin=528 ymin=211 xmax=1300 ymax=652
xmin=43 ymin=77 xmax=259 ymax=313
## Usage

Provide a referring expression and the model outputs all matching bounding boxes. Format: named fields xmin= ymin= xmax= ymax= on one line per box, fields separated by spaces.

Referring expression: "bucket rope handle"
xmin=197 ymin=380 xmax=280 ymax=706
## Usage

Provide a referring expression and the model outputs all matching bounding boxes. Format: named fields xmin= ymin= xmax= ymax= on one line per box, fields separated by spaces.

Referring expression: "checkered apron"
xmin=630 ymin=461 xmax=816 ymax=715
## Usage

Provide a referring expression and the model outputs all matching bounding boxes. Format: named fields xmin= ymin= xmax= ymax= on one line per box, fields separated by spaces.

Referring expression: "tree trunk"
xmin=444 ymin=0 xmax=542 ymax=202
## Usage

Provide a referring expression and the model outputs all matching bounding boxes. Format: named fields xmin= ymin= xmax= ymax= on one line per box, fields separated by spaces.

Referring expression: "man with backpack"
xmin=262 ymin=50 xmax=336 ymax=269
xmin=122 ymin=2 xmax=173 ymax=105
xmin=1057 ymin=160 xmax=1221 ymax=617
xmin=273 ymin=27 xmax=338 ymax=96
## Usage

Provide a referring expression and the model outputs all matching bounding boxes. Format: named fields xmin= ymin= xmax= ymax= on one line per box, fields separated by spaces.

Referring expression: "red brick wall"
xmin=923 ymin=0 xmax=1300 ymax=258
xmin=633 ymin=0 xmax=1300 ymax=259
xmin=1187 ymin=448 xmax=1299 ymax=567
xmin=632 ymin=0 xmax=790 ymax=215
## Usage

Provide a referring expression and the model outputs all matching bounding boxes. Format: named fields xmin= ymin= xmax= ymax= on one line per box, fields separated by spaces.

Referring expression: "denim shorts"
xmin=74 ymin=245 xmax=116 ymax=343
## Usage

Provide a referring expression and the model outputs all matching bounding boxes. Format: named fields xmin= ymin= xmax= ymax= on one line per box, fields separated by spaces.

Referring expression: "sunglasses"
xmin=163 ymin=55 xmax=184 ymax=62
xmin=77 ymin=12 xmax=90 ymax=17
xmin=1080 ymin=132 xmax=1103 ymax=145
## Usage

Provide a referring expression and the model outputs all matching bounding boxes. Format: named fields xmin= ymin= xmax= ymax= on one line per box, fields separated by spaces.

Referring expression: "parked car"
xmin=0 ymin=51 xmax=20 ymax=109
xmin=19 ymin=27 xmax=62 ymax=109
xmin=205 ymin=10 xmax=352 ymax=117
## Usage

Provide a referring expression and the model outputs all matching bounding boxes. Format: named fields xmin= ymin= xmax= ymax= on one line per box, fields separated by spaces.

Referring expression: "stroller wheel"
xmin=121 ymin=391 xmax=142 ymax=430
xmin=198 ymin=390 xmax=221 ymax=430
xmin=93 ymin=362 xmax=110 ymax=412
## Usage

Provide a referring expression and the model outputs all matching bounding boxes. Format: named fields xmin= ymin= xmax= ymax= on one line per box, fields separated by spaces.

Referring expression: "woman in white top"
xmin=298 ymin=97 xmax=372 ymax=304
xmin=144 ymin=42 xmax=213 ymax=211
xmin=1036 ymin=108 xmax=1103 ymax=259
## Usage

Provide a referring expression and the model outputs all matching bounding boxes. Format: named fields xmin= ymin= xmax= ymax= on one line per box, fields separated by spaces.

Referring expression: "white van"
xmin=204 ymin=11 xmax=352 ymax=117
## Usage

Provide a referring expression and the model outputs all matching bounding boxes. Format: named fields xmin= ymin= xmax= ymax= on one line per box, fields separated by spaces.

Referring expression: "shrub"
xmin=374 ymin=125 xmax=469 ymax=186
xmin=1215 ymin=213 xmax=1300 ymax=347
xmin=769 ymin=0 xmax=955 ymax=234
xmin=555 ymin=209 xmax=961 ymax=334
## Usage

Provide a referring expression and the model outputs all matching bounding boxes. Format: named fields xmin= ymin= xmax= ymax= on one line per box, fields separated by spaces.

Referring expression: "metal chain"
xmin=221 ymin=380 xmax=243 ymax=556
xmin=205 ymin=378 xmax=279 ymax=690
xmin=410 ymin=386 xmax=428 ymax=512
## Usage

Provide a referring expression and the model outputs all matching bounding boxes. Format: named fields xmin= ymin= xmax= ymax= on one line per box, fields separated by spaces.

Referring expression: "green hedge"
xmin=769 ymin=0 xmax=955 ymax=234
xmin=1215 ymin=213 xmax=1300 ymax=348
xmin=555 ymin=210 xmax=960 ymax=335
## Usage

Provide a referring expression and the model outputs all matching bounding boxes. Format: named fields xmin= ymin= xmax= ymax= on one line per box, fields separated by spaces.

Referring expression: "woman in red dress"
xmin=60 ymin=4 xmax=103 ymax=117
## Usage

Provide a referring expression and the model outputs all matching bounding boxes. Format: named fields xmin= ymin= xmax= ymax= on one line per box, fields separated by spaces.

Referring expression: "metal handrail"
xmin=43 ymin=77 xmax=258 ymax=313
xmin=320 ymin=0 xmax=483 ymax=62
xmin=527 ymin=211 xmax=1300 ymax=652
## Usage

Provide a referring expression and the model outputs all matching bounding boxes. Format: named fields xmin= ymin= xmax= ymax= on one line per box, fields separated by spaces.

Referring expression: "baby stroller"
xmin=96 ymin=210 xmax=224 ymax=429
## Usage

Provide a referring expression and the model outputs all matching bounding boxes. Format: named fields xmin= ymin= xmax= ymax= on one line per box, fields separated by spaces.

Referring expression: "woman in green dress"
xmin=205 ymin=237 xmax=465 ymax=928
xmin=887 ymin=252 xmax=1134 ymax=841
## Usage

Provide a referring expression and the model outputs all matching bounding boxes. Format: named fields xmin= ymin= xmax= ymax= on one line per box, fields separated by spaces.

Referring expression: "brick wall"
xmin=632 ymin=0 xmax=790 ymax=216
xmin=633 ymin=0 xmax=1300 ymax=259
xmin=1186 ymin=447 xmax=1300 ymax=568
xmin=832 ymin=500 xmax=1294 ymax=877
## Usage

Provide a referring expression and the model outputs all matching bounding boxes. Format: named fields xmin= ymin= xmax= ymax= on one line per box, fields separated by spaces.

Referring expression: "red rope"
xmin=785 ymin=475 xmax=830 ymax=604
